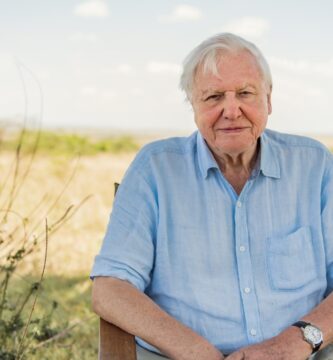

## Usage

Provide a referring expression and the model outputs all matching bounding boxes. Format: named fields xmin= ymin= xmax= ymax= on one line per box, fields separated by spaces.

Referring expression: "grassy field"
xmin=0 ymin=130 xmax=138 ymax=359
xmin=5 ymin=275 xmax=98 ymax=359
xmin=0 ymin=129 xmax=332 ymax=359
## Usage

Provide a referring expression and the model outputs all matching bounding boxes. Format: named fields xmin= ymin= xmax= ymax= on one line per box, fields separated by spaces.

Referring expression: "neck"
xmin=212 ymin=142 xmax=260 ymax=195
xmin=214 ymin=142 xmax=259 ymax=174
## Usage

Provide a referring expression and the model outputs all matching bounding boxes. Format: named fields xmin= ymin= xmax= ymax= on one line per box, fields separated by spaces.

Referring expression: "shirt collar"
xmin=196 ymin=131 xmax=219 ymax=179
xmin=259 ymin=130 xmax=281 ymax=179
xmin=196 ymin=130 xmax=281 ymax=180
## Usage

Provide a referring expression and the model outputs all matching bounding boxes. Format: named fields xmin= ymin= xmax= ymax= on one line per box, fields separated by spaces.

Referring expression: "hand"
xmin=183 ymin=345 xmax=225 ymax=360
xmin=227 ymin=333 xmax=310 ymax=360
xmin=227 ymin=344 xmax=287 ymax=360
xmin=227 ymin=343 xmax=291 ymax=360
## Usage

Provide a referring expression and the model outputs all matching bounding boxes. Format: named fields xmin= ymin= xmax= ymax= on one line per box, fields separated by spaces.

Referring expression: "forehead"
xmin=194 ymin=50 xmax=265 ymax=92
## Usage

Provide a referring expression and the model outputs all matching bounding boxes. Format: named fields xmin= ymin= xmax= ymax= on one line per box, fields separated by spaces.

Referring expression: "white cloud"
xmin=266 ymin=57 xmax=333 ymax=133
xmin=223 ymin=17 xmax=270 ymax=38
xmin=99 ymin=64 xmax=134 ymax=76
xmin=68 ymin=32 xmax=98 ymax=43
xmin=74 ymin=0 xmax=109 ymax=18
xmin=159 ymin=5 xmax=202 ymax=23
xmin=131 ymin=88 xmax=144 ymax=96
xmin=81 ymin=86 xmax=97 ymax=96
xmin=36 ymin=69 xmax=51 ymax=80
xmin=163 ymin=90 xmax=185 ymax=105
xmin=146 ymin=61 xmax=181 ymax=74
xmin=115 ymin=64 xmax=133 ymax=75
xmin=269 ymin=56 xmax=333 ymax=77
xmin=101 ymin=90 xmax=116 ymax=99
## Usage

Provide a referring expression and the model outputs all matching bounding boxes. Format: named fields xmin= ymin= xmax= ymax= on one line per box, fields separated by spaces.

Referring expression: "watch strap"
xmin=293 ymin=321 xmax=310 ymax=329
xmin=292 ymin=321 xmax=323 ymax=354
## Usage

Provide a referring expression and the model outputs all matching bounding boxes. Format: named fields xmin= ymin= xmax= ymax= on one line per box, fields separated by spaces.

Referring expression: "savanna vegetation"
xmin=0 ymin=128 xmax=139 ymax=359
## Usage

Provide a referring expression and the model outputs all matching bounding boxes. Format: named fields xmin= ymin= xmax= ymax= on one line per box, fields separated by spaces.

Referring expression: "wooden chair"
xmin=98 ymin=182 xmax=137 ymax=360
xmin=99 ymin=318 xmax=137 ymax=360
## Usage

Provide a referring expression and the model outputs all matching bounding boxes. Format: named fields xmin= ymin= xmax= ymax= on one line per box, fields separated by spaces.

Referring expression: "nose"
xmin=221 ymin=93 xmax=242 ymax=120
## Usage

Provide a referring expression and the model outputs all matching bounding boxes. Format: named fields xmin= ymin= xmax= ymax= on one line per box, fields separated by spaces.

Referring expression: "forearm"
xmin=269 ymin=292 xmax=333 ymax=359
xmin=92 ymin=276 xmax=223 ymax=360
xmin=278 ymin=292 xmax=333 ymax=357
xmin=301 ymin=292 xmax=333 ymax=347
xmin=228 ymin=293 xmax=333 ymax=360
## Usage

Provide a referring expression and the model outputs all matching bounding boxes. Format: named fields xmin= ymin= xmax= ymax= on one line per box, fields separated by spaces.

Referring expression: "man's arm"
xmin=92 ymin=276 xmax=224 ymax=360
xmin=228 ymin=292 xmax=333 ymax=360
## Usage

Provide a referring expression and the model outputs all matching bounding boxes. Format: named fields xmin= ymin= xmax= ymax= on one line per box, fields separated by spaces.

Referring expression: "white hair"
xmin=180 ymin=33 xmax=272 ymax=101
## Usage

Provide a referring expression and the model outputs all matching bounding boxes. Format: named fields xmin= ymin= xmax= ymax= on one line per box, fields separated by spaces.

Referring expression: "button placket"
xmin=234 ymin=194 xmax=262 ymax=343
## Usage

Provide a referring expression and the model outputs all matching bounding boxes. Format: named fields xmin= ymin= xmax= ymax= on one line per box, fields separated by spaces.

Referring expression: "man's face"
xmin=191 ymin=50 xmax=272 ymax=158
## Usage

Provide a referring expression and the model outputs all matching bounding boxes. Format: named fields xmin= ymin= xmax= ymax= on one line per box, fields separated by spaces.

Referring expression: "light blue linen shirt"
xmin=91 ymin=129 xmax=333 ymax=355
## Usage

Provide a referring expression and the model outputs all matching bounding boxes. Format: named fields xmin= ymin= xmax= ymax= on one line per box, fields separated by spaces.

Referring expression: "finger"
xmin=228 ymin=351 xmax=245 ymax=360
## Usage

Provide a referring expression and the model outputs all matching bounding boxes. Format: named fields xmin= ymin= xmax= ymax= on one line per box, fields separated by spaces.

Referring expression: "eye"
xmin=238 ymin=90 xmax=255 ymax=98
xmin=205 ymin=94 xmax=223 ymax=101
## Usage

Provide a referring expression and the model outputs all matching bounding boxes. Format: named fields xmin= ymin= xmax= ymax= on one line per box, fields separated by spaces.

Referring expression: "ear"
xmin=267 ymin=92 xmax=272 ymax=115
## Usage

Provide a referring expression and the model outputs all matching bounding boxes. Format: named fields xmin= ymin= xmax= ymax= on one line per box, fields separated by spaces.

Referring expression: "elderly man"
xmin=91 ymin=33 xmax=333 ymax=359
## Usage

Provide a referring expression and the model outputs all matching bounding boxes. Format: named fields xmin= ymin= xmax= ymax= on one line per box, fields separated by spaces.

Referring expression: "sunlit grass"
xmin=0 ymin=128 xmax=138 ymax=358
xmin=2 ymin=275 xmax=98 ymax=359
xmin=1 ymin=130 xmax=139 ymax=156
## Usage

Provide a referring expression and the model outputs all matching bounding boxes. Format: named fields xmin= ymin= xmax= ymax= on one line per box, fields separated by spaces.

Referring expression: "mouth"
xmin=218 ymin=127 xmax=249 ymax=134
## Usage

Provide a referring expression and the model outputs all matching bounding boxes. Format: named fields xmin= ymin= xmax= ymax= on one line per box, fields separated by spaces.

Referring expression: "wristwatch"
xmin=292 ymin=321 xmax=323 ymax=354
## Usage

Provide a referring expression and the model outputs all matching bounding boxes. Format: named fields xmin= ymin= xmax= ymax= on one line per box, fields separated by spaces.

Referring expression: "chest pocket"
xmin=267 ymin=226 xmax=317 ymax=290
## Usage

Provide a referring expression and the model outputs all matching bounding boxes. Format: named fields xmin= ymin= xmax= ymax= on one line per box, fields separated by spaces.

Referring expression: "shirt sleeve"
xmin=90 ymin=153 xmax=158 ymax=292
xmin=321 ymin=152 xmax=333 ymax=297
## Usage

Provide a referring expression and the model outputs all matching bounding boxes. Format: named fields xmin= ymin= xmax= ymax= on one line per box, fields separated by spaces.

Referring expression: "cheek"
xmin=250 ymin=113 xmax=268 ymax=138
xmin=195 ymin=107 xmax=220 ymax=128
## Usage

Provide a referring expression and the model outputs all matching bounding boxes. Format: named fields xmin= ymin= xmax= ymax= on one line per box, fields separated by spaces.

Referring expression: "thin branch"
xmin=15 ymin=219 xmax=48 ymax=360
xmin=24 ymin=155 xmax=81 ymax=241
xmin=0 ymin=209 xmax=28 ymax=259
xmin=31 ymin=315 xmax=96 ymax=350
xmin=0 ymin=61 xmax=44 ymax=219
xmin=24 ymin=194 xmax=93 ymax=255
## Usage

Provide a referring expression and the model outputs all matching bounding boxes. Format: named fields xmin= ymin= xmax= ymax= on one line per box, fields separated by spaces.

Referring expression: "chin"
xmin=216 ymin=136 xmax=258 ymax=152
xmin=214 ymin=142 xmax=251 ymax=154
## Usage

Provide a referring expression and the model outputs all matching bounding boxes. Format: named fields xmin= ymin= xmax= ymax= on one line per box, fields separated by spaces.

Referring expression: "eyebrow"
xmin=238 ymin=84 xmax=257 ymax=91
xmin=200 ymin=84 xmax=256 ymax=96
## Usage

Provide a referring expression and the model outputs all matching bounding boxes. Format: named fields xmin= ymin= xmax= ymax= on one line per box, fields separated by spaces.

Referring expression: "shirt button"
xmin=239 ymin=246 xmax=246 ymax=252
xmin=244 ymin=287 xmax=251 ymax=294
xmin=250 ymin=329 xmax=257 ymax=336
xmin=236 ymin=201 xmax=242 ymax=208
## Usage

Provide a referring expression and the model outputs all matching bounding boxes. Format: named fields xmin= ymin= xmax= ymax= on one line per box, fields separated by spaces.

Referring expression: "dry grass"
xmin=0 ymin=151 xmax=136 ymax=276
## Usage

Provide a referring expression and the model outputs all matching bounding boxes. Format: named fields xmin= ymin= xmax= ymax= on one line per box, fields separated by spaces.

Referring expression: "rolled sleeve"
xmin=321 ymin=154 xmax=333 ymax=296
xmin=90 ymin=156 xmax=158 ymax=292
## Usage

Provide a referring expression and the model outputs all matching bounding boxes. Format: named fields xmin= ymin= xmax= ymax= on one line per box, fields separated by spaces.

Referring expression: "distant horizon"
xmin=1 ymin=117 xmax=333 ymax=139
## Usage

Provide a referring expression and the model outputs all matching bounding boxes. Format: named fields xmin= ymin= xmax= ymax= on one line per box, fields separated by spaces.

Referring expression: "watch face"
xmin=303 ymin=325 xmax=323 ymax=346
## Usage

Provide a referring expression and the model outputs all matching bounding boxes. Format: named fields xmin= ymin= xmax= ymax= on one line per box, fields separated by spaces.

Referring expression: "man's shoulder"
xmin=133 ymin=132 xmax=197 ymax=167
xmin=264 ymin=129 xmax=331 ymax=154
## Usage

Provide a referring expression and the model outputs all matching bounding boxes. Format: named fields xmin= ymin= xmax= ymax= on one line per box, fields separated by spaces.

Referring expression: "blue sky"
xmin=0 ymin=0 xmax=333 ymax=134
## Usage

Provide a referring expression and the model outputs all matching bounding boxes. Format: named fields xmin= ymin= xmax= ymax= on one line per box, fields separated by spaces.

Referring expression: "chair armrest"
xmin=99 ymin=317 xmax=137 ymax=360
